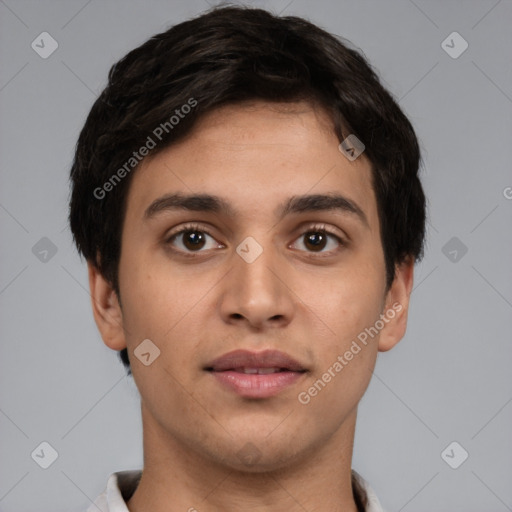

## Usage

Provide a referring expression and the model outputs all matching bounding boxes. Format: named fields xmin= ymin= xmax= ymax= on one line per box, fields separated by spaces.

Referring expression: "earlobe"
xmin=378 ymin=258 xmax=415 ymax=352
xmin=87 ymin=262 xmax=127 ymax=351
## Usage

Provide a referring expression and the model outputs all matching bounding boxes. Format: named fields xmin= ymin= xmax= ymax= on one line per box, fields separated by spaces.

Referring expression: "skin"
xmin=88 ymin=101 xmax=414 ymax=512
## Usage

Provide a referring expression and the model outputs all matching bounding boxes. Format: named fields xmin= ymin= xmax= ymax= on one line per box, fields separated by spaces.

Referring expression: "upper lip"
xmin=205 ymin=349 xmax=307 ymax=372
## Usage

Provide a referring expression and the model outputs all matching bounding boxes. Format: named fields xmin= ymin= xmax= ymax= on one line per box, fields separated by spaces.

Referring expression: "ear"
xmin=87 ymin=261 xmax=127 ymax=351
xmin=378 ymin=257 xmax=415 ymax=352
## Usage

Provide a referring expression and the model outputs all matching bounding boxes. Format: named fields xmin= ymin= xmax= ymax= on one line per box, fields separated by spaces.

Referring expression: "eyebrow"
xmin=144 ymin=192 xmax=368 ymax=227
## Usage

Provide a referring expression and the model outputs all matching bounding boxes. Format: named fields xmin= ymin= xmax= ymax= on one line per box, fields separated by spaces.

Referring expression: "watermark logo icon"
xmin=236 ymin=236 xmax=263 ymax=263
xmin=31 ymin=441 xmax=59 ymax=469
xmin=441 ymin=32 xmax=468 ymax=59
xmin=31 ymin=32 xmax=58 ymax=59
xmin=134 ymin=339 xmax=161 ymax=366
xmin=441 ymin=441 xmax=469 ymax=469
xmin=32 ymin=237 xmax=58 ymax=263
xmin=236 ymin=442 xmax=262 ymax=466
xmin=442 ymin=236 xmax=468 ymax=263
xmin=339 ymin=134 xmax=365 ymax=161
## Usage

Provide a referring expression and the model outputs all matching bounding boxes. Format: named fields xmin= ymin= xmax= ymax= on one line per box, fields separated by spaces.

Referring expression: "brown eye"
xmin=166 ymin=225 xmax=222 ymax=254
xmin=291 ymin=228 xmax=344 ymax=254
xmin=181 ymin=230 xmax=206 ymax=251
xmin=303 ymin=231 xmax=328 ymax=252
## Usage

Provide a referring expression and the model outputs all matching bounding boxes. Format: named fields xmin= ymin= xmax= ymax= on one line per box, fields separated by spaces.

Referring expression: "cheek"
xmin=118 ymin=256 xmax=213 ymax=360
xmin=297 ymin=255 xmax=385 ymax=388
xmin=302 ymin=256 xmax=385 ymax=335
xmin=297 ymin=291 xmax=382 ymax=418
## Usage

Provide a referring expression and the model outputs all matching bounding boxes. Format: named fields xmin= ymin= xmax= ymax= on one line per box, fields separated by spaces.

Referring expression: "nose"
xmin=218 ymin=238 xmax=295 ymax=330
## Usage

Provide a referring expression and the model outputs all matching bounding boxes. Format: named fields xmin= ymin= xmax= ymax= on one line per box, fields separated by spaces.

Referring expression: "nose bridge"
xmin=234 ymin=234 xmax=282 ymax=301
xmin=220 ymin=234 xmax=294 ymax=327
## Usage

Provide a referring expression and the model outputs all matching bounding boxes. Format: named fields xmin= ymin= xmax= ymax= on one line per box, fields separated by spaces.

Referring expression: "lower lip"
xmin=209 ymin=370 xmax=305 ymax=398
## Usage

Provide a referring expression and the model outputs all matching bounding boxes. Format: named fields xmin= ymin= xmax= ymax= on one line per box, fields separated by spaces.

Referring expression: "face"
xmin=90 ymin=101 xmax=413 ymax=471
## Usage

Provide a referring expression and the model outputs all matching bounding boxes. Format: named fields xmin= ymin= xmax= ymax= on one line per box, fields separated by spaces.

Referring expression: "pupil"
xmin=305 ymin=232 xmax=326 ymax=251
xmin=184 ymin=230 xmax=205 ymax=250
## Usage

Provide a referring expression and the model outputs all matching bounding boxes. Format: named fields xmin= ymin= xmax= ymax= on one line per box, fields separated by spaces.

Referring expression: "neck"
xmin=127 ymin=404 xmax=360 ymax=512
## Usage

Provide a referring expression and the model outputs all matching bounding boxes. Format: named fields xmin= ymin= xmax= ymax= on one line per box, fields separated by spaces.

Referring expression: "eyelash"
xmin=164 ymin=222 xmax=346 ymax=257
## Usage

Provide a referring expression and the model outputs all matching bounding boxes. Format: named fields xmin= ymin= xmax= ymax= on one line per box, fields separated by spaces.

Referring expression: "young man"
xmin=69 ymin=6 xmax=426 ymax=512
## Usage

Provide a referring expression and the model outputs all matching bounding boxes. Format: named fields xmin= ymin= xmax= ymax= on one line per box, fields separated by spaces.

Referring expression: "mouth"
xmin=215 ymin=367 xmax=300 ymax=374
xmin=205 ymin=349 xmax=307 ymax=399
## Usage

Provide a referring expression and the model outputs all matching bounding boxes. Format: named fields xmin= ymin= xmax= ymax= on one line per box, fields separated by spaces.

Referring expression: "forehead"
xmin=123 ymin=101 xmax=378 ymax=228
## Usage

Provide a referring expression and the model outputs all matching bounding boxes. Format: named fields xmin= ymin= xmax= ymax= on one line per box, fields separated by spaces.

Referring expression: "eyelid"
xmin=294 ymin=222 xmax=347 ymax=243
xmin=164 ymin=221 xmax=348 ymax=255
xmin=289 ymin=222 xmax=348 ymax=253
xmin=164 ymin=222 xmax=217 ymax=243
xmin=163 ymin=222 xmax=224 ymax=258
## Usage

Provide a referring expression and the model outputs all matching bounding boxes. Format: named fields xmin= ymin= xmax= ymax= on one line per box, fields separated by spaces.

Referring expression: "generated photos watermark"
xmin=93 ymin=97 xmax=198 ymax=200
xmin=298 ymin=301 xmax=402 ymax=405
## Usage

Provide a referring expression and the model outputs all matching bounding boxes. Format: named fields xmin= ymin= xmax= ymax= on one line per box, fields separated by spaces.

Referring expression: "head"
xmin=69 ymin=5 xmax=425 ymax=474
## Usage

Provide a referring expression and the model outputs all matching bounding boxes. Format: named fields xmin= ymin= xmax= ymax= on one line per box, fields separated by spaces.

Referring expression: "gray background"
xmin=1 ymin=0 xmax=511 ymax=511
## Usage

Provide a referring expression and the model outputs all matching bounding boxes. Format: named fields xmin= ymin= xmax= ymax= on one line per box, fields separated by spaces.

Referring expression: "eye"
xmin=291 ymin=225 xmax=345 ymax=253
xmin=165 ymin=224 xmax=223 ymax=253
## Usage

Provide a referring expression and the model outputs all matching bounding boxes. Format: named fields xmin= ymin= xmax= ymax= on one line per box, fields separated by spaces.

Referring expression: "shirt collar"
xmin=88 ymin=469 xmax=386 ymax=512
xmin=87 ymin=470 xmax=140 ymax=512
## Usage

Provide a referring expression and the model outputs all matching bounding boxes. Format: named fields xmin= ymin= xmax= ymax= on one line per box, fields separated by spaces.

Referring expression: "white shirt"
xmin=87 ymin=469 xmax=386 ymax=512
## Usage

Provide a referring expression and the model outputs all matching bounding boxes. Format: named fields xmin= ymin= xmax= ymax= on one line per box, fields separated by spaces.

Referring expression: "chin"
xmin=210 ymin=434 xmax=307 ymax=474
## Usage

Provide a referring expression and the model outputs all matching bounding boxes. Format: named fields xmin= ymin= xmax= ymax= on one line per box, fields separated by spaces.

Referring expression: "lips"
xmin=205 ymin=349 xmax=307 ymax=373
xmin=205 ymin=349 xmax=307 ymax=399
